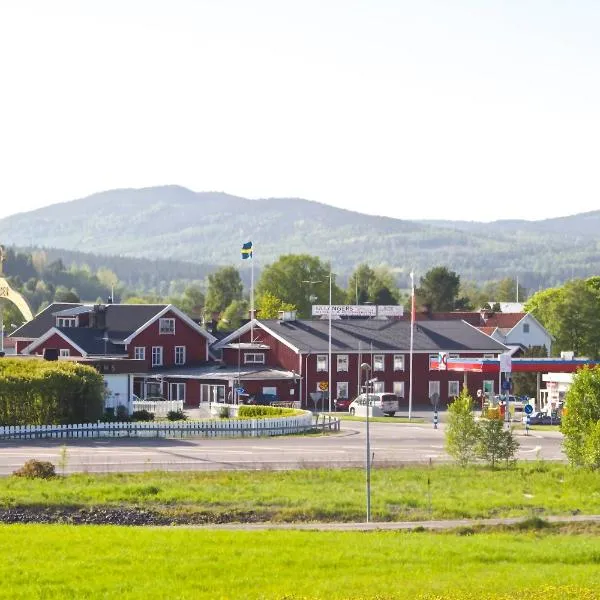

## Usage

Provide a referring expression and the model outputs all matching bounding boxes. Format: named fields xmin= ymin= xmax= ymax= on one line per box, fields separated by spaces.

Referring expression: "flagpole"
xmin=408 ymin=271 xmax=415 ymax=421
xmin=250 ymin=245 xmax=254 ymax=343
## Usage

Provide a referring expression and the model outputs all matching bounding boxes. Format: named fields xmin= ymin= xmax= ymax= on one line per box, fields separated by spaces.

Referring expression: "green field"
xmin=1 ymin=463 xmax=599 ymax=522
xmin=1 ymin=524 xmax=599 ymax=599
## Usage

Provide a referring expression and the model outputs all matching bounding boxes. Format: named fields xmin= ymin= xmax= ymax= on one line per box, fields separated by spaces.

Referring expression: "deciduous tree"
xmin=205 ymin=267 xmax=243 ymax=315
xmin=416 ymin=266 xmax=461 ymax=312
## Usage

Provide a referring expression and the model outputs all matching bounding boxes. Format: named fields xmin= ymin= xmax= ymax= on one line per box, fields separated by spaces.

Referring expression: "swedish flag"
xmin=241 ymin=241 xmax=253 ymax=259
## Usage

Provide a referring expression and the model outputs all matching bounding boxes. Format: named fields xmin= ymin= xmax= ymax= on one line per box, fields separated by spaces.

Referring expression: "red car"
xmin=333 ymin=398 xmax=352 ymax=411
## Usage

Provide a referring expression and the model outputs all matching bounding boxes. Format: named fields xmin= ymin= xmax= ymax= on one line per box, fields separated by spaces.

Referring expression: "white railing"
xmin=0 ymin=411 xmax=317 ymax=440
xmin=132 ymin=400 xmax=184 ymax=416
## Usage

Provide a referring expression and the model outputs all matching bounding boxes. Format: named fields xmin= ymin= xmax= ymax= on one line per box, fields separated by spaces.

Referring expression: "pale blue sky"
xmin=1 ymin=1 xmax=599 ymax=221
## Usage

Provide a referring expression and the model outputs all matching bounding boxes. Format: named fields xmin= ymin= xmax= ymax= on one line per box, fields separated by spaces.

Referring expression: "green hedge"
xmin=237 ymin=405 xmax=299 ymax=418
xmin=0 ymin=358 xmax=105 ymax=425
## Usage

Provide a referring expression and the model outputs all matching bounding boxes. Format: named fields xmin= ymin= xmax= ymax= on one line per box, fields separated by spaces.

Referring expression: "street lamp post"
xmin=361 ymin=362 xmax=372 ymax=522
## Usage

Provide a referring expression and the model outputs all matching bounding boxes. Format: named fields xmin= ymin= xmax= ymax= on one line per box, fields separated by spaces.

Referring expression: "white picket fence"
xmin=131 ymin=400 xmax=184 ymax=416
xmin=0 ymin=412 xmax=320 ymax=440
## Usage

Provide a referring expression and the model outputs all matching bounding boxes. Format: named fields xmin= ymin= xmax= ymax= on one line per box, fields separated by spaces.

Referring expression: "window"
xmin=59 ymin=349 xmax=70 ymax=357
xmin=134 ymin=347 xmax=145 ymax=360
xmin=483 ymin=353 xmax=495 ymax=359
xmin=170 ymin=382 xmax=185 ymax=402
xmin=151 ymin=346 xmax=163 ymax=367
xmin=337 ymin=381 xmax=349 ymax=399
xmin=337 ymin=354 xmax=349 ymax=372
xmin=174 ymin=346 xmax=186 ymax=365
xmin=159 ymin=318 xmax=175 ymax=335
xmin=483 ymin=380 xmax=495 ymax=395
xmin=448 ymin=381 xmax=460 ymax=398
xmin=244 ymin=353 xmax=265 ymax=364
xmin=56 ymin=317 xmax=76 ymax=328
xmin=373 ymin=354 xmax=384 ymax=371
xmin=373 ymin=381 xmax=384 ymax=393
xmin=393 ymin=381 xmax=405 ymax=397
xmin=316 ymin=355 xmax=328 ymax=372
xmin=523 ymin=323 xmax=530 ymax=334
xmin=429 ymin=380 xmax=440 ymax=400
xmin=393 ymin=354 xmax=404 ymax=371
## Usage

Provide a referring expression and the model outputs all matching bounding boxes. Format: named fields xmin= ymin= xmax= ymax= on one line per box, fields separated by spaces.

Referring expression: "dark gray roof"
xmin=54 ymin=327 xmax=127 ymax=356
xmin=11 ymin=303 xmax=82 ymax=339
xmin=11 ymin=303 xmax=169 ymax=343
xmin=256 ymin=318 xmax=508 ymax=353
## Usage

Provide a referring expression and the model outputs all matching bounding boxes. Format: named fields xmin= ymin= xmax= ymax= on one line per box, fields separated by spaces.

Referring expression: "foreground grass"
xmin=1 ymin=463 xmax=599 ymax=521
xmin=0 ymin=525 xmax=599 ymax=599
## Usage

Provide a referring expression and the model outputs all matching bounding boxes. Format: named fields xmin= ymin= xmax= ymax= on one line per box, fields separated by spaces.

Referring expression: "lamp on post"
xmin=360 ymin=362 xmax=373 ymax=523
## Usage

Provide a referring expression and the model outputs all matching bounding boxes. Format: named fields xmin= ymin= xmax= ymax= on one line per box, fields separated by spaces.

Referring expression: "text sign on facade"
xmin=376 ymin=305 xmax=404 ymax=317
xmin=312 ymin=305 xmax=377 ymax=317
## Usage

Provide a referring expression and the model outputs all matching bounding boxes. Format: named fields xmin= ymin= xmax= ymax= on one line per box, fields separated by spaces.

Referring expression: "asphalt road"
xmin=0 ymin=418 xmax=564 ymax=475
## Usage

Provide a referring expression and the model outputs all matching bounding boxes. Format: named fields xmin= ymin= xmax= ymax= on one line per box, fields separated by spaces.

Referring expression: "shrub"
xmin=445 ymin=389 xmax=479 ymax=467
xmin=238 ymin=405 xmax=296 ymax=418
xmin=132 ymin=410 xmax=154 ymax=422
xmin=218 ymin=406 xmax=230 ymax=419
xmin=13 ymin=459 xmax=56 ymax=479
xmin=167 ymin=410 xmax=187 ymax=421
xmin=476 ymin=418 xmax=519 ymax=468
xmin=115 ymin=404 xmax=129 ymax=421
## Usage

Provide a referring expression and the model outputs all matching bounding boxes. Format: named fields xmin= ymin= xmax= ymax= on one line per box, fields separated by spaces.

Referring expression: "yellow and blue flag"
xmin=241 ymin=241 xmax=253 ymax=259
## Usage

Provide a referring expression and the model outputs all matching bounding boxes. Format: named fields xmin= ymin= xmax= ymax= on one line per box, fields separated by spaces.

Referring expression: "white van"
xmin=349 ymin=393 xmax=399 ymax=417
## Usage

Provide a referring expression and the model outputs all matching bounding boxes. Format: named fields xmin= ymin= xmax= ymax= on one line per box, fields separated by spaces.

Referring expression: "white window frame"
xmin=159 ymin=318 xmax=175 ymax=335
xmin=393 ymin=381 xmax=405 ymax=398
xmin=151 ymin=346 xmax=163 ymax=367
xmin=337 ymin=354 xmax=349 ymax=372
xmin=429 ymin=380 xmax=440 ymax=399
xmin=170 ymin=382 xmax=186 ymax=402
xmin=174 ymin=345 xmax=186 ymax=365
xmin=448 ymin=380 xmax=460 ymax=398
xmin=373 ymin=354 xmax=385 ymax=371
xmin=336 ymin=381 xmax=349 ymax=399
xmin=56 ymin=317 xmax=77 ymax=328
xmin=134 ymin=346 xmax=145 ymax=361
xmin=316 ymin=354 xmax=328 ymax=372
xmin=393 ymin=354 xmax=405 ymax=371
xmin=59 ymin=348 xmax=70 ymax=357
xmin=244 ymin=353 xmax=265 ymax=364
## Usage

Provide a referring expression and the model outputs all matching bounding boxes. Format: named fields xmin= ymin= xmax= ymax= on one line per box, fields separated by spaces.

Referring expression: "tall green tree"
xmin=483 ymin=278 xmax=528 ymax=303
xmin=217 ymin=299 xmax=249 ymax=331
xmin=205 ymin=267 xmax=243 ymax=315
xmin=345 ymin=264 xmax=400 ymax=306
xmin=562 ymin=367 xmax=600 ymax=468
xmin=256 ymin=291 xmax=296 ymax=319
xmin=526 ymin=279 xmax=600 ymax=358
xmin=257 ymin=254 xmax=343 ymax=318
xmin=416 ymin=266 xmax=461 ymax=312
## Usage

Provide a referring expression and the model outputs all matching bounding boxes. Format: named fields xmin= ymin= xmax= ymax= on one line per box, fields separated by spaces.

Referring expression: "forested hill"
xmin=1 ymin=185 xmax=598 ymax=289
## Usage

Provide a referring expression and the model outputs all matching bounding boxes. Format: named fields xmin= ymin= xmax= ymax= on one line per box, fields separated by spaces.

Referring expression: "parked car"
xmin=349 ymin=393 xmax=399 ymax=417
xmin=333 ymin=398 xmax=352 ymax=411
xmin=527 ymin=411 xmax=561 ymax=425
xmin=247 ymin=393 xmax=280 ymax=406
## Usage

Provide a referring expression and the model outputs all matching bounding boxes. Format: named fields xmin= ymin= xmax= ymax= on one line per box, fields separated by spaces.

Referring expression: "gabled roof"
xmin=481 ymin=313 xmax=526 ymax=329
xmin=215 ymin=318 xmax=508 ymax=354
xmin=10 ymin=302 xmax=216 ymax=346
xmin=10 ymin=303 xmax=82 ymax=339
xmin=21 ymin=327 xmax=127 ymax=356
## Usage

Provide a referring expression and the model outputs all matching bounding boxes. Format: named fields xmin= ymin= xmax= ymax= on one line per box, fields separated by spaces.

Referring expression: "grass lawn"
xmin=0 ymin=524 xmax=599 ymax=599
xmin=1 ymin=463 xmax=599 ymax=522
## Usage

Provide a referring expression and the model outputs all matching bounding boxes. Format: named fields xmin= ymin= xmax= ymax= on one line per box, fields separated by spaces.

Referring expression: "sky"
xmin=1 ymin=0 xmax=600 ymax=223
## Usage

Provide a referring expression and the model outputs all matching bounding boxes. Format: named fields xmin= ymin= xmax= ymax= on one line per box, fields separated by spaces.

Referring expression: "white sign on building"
xmin=312 ymin=305 xmax=377 ymax=317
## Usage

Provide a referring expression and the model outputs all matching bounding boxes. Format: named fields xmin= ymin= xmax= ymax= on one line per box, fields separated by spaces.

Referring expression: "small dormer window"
xmin=523 ymin=323 xmax=530 ymax=334
xmin=56 ymin=317 xmax=76 ymax=328
xmin=244 ymin=353 xmax=265 ymax=364
xmin=159 ymin=318 xmax=175 ymax=335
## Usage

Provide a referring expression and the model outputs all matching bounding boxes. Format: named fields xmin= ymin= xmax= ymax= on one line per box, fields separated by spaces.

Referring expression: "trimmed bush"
xmin=167 ymin=410 xmax=187 ymax=421
xmin=218 ymin=406 xmax=230 ymax=418
xmin=13 ymin=459 xmax=56 ymax=479
xmin=0 ymin=358 xmax=104 ymax=425
xmin=132 ymin=410 xmax=154 ymax=422
xmin=238 ymin=405 xmax=297 ymax=418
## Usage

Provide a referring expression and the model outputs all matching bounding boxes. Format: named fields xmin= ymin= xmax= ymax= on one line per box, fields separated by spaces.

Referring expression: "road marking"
xmin=519 ymin=445 xmax=542 ymax=453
